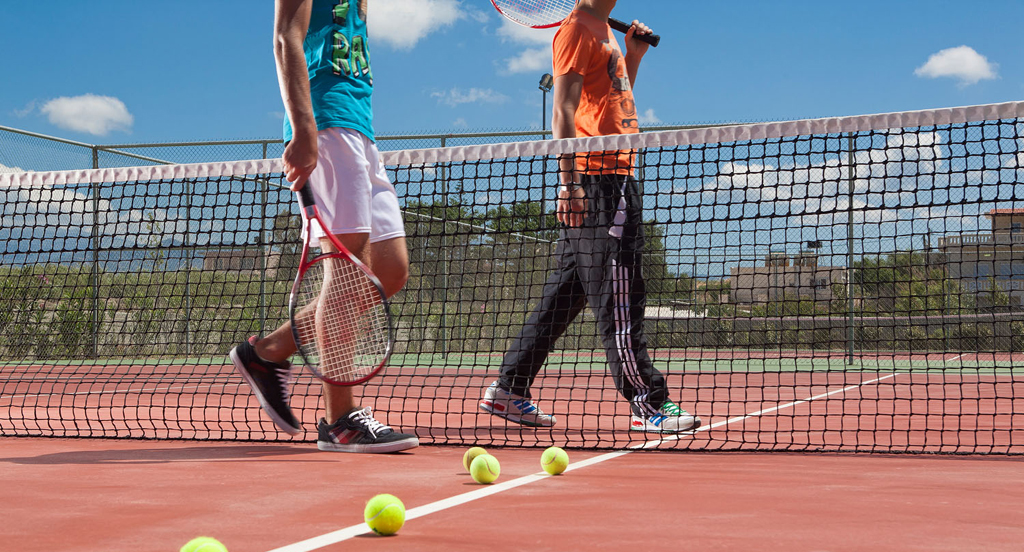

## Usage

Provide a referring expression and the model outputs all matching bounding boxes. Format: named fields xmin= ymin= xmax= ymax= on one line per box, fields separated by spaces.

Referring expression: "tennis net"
xmin=1 ymin=102 xmax=1023 ymax=453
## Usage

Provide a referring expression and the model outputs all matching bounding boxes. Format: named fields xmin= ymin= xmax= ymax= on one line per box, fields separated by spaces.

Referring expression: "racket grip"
xmin=297 ymin=185 xmax=315 ymax=209
xmin=609 ymin=17 xmax=660 ymax=47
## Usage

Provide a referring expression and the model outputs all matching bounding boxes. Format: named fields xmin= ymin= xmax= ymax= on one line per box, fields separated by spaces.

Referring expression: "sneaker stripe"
xmin=330 ymin=428 xmax=360 ymax=444
xmin=512 ymin=400 xmax=537 ymax=414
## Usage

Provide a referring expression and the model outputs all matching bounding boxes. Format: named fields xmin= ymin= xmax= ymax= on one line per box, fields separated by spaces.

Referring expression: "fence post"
xmin=185 ymin=177 xmax=192 ymax=356
xmin=91 ymin=146 xmax=100 ymax=358
xmin=259 ymin=141 xmax=269 ymax=335
xmin=846 ymin=133 xmax=856 ymax=366
xmin=440 ymin=136 xmax=449 ymax=359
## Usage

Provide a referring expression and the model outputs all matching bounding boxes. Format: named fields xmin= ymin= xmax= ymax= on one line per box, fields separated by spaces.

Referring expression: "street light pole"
xmin=538 ymin=73 xmax=553 ymax=134
xmin=538 ymin=73 xmax=554 ymax=233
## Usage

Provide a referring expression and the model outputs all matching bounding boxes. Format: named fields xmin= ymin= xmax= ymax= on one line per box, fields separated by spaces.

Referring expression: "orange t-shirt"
xmin=552 ymin=9 xmax=638 ymax=175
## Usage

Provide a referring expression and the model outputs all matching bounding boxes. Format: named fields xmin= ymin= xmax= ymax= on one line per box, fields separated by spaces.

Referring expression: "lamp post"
xmin=538 ymin=73 xmax=554 ymax=233
xmin=538 ymin=73 xmax=554 ymax=134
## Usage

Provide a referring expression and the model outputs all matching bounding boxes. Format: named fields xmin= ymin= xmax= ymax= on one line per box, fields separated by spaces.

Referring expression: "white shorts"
xmin=302 ymin=127 xmax=404 ymax=244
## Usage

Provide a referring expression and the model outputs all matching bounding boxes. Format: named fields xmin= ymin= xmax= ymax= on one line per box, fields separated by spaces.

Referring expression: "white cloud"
xmin=13 ymin=101 xmax=35 ymax=118
xmin=914 ymin=46 xmax=998 ymax=86
xmin=0 ymin=163 xmax=25 ymax=174
xmin=40 ymin=94 xmax=133 ymax=136
xmin=693 ymin=130 xmax=949 ymax=226
xmin=496 ymin=19 xmax=555 ymax=74
xmin=497 ymin=19 xmax=556 ymax=45
xmin=503 ymin=47 xmax=552 ymax=74
xmin=639 ymin=108 xmax=661 ymax=125
xmin=0 ymin=180 xmax=183 ymax=249
xmin=452 ymin=117 xmax=469 ymax=128
xmin=367 ymin=0 xmax=465 ymax=50
xmin=431 ymin=87 xmax=509 ymax=107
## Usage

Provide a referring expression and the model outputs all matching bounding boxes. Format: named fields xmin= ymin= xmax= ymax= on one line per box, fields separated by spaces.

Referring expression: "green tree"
xmin=271 ymin=212 xmax=302 ymax=272
xmin=639 ymin=221 xmax=694 ymax=305
xmin=854 ymin=251 xmax=970 ymax=315
xmin=483 ymin=201 xmax=558 ymax=243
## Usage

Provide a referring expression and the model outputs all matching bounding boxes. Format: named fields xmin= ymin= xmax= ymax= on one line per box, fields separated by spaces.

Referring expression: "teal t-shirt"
xmin=283 ymin=0 xmax=374 ymax=142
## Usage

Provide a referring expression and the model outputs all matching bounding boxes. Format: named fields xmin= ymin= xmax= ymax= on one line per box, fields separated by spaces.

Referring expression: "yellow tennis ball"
xmin=470 ymin=453 xmax=500 ymax=484
xmin=180 ymin=537 xmax=228 ymax=552
xmin=540 ymin=446 xmax=569 ymax=475
xmin=364 ymin=493 xmax=405 ymax=536
xmin=462 ymin=446 xmax=488 ymax=472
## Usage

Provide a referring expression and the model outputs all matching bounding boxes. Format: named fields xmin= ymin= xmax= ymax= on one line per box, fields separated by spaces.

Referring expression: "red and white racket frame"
xmin=288 ymin=185 xmax=394 ymax=386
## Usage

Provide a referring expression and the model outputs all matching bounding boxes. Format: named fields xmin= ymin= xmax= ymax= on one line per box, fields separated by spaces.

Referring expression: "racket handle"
xmin=609 ymin=17 xmax=660 ymax=47
xmin=297 ymin=185 xmax=316 ymax=209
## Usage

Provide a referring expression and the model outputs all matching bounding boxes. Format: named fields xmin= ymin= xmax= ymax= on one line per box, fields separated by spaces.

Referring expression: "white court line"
xmin=266 ymin=372 xmax=898 ymax=552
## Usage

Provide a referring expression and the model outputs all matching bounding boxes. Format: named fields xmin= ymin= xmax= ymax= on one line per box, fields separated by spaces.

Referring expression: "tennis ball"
xmin=364 ymin=493 xmax=405 ymax=536
xmin=540 ymin=446 xmax=569 ymax=475
xmin=470 ymin=453 xmax=501 ymax=484
xmin=462 ymin=446 xmax=488 ymax=472
xmin=180 ymin=537 xmax=228 ymax=552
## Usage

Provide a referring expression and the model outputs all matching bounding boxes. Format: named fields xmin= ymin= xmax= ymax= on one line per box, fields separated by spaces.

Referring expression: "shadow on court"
xmin=0 ymin=444 xmax=325 ymax=465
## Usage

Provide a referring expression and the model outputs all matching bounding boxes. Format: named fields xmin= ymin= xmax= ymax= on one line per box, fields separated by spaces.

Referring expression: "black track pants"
xmin=497 ymin=174 xmax=668 ymax=417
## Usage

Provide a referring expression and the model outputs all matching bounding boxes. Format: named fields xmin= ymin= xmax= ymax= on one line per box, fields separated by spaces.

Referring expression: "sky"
xmin=2 ymin=0 xmax=1024 ymax=145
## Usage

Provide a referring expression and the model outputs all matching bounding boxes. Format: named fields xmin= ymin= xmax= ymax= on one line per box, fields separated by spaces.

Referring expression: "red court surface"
xmin=3 ymin=437 xmax=1023 ymax=552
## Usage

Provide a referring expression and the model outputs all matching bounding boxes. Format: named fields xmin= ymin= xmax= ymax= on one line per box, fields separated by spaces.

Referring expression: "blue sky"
xmin=2 ymin=0 xmax=1023 ymax=145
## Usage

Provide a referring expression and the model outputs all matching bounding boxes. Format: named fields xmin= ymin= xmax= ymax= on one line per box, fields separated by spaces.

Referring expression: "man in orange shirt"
xmin=480 ymin=0 xmax=701 ymax=433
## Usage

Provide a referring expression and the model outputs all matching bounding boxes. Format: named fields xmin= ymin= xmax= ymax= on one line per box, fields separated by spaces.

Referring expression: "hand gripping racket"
xmin=491 ymin=0 xmax=660 ymax=47
xmin=289 ymin=186 xmax=393 ymax=386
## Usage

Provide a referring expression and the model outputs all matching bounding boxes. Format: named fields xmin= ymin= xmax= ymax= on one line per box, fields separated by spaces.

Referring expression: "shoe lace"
xmin=660 ymin=400 xmax=683 ymax=416
xmin=349 ymin=407 xmax=390 ymax=437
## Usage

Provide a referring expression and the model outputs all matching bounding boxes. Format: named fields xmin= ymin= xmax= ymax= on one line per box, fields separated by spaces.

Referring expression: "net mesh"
xmin=1 ymin=103 xmax=1023 ymax=453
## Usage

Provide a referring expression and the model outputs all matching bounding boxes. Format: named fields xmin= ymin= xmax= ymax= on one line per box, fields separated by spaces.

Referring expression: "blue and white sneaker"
xmin=630 ymin=400 xmax=700 ymax=433
xmin=479 ymin=381 xmax=556 ymax=427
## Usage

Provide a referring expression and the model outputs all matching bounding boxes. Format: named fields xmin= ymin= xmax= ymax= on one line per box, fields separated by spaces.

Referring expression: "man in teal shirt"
xmin=230 ymin=0 xmax=417 ymax=453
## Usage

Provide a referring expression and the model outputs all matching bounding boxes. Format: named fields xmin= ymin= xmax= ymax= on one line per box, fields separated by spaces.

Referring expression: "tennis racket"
xmin=491 ymin=0 xmax=660 ymax=47
xmin=289 ymin=185 xmax=393 ymax=386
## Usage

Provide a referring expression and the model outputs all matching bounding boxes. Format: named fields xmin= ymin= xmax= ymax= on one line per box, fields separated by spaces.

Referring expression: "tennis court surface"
xmin=2 ymin=102 xmax=1023 ymax=550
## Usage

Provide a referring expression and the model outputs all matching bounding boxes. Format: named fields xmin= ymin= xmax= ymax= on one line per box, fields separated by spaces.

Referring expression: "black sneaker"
xmin=317 ymin=407 xmax=419 ymax=453
xmin=230 ymin=336 xmax=301 ymax=435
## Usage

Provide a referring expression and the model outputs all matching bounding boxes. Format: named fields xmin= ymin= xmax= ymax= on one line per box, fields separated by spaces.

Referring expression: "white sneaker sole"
xmin=317 ymin=436 xmax=419 ymax=453
xmin=629 ymin=416 xmax=702 ymax=433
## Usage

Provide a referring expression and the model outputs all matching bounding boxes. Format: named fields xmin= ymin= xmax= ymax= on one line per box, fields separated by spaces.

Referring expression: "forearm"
xmin=625 ymin=53 xmax=641 ymax=89
xmin=551 ymin=71 xmax=583 ymax=186
xmin=551 ymin=105 xmax=577 ymax=185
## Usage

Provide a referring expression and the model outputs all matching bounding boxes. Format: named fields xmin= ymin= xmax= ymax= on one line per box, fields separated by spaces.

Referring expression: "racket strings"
xmin=493 ymin=0 xmax=577 ymax=27
xmin=293 ymin=256 xmax=389 ymax=382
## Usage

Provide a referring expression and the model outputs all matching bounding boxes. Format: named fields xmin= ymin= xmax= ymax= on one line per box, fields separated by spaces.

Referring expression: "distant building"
xmin=938 ymin=208 xmax=1024 ymax=308
xmin=730 ymin=252 xmax=846 ymax=305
